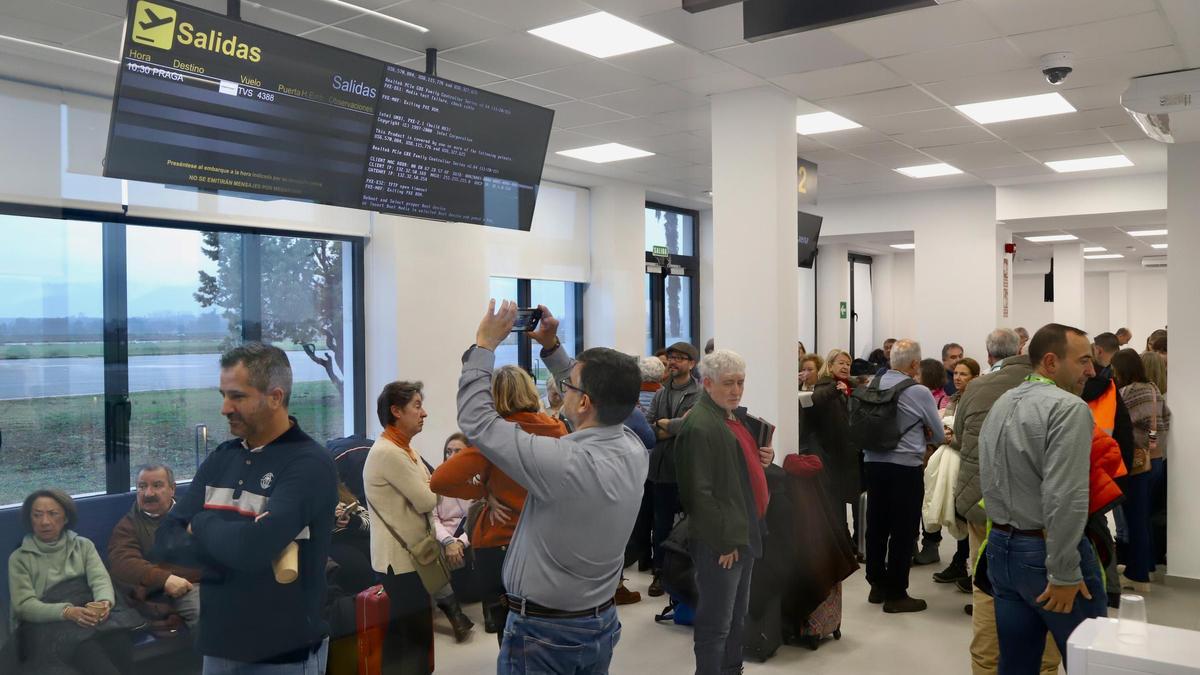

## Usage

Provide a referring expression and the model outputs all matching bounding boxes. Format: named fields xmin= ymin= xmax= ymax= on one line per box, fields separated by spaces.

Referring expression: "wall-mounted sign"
xmin=652 ymin=245 xmax=669 ymax=257
xmin=798 ymin=157 xmax=818 ymax=206
xmin=839 ymin=301 xmax=847 ymax=319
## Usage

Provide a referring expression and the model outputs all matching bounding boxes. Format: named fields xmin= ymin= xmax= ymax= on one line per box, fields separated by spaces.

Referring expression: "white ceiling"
xmin=1 ymin=0 xmax=1194 ymax=202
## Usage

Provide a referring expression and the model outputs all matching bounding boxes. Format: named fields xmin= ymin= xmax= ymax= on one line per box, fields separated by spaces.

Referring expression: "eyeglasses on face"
xmin=558 ymin=378 xmax=588 ymax=397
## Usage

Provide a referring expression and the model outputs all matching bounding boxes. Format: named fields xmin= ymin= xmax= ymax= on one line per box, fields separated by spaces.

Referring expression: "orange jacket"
xmin=428 ymin=411 xmax=567 ymax=549
xmin=1089 ymin=426 xmax=1126 ymax=516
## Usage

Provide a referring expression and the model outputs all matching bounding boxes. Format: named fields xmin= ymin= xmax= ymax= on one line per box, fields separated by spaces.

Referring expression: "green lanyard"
xmin=1026 ymin=374 xmax=1055 ymax=386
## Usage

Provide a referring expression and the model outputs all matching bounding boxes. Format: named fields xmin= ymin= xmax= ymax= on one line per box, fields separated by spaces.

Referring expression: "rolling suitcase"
xmin=795 ymin=583 xmax=842 ymax=650
xmin=356 ymin=585 xmax=389 ymax=675
xmin=743 ymin=593 xmax=783 ymax=662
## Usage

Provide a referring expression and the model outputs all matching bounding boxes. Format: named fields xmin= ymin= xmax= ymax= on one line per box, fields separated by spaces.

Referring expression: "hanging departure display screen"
xmin=103 ymin=0 xmax=554 ymax=230
xmin=361 ymin=64 xmax=554 ymax=230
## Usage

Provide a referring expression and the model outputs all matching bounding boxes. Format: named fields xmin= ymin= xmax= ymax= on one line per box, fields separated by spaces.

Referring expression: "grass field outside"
xmin=0 ymin=380 xmax=345 ymax=506
xmin=0 ymin=339 xmax=308 ymax=360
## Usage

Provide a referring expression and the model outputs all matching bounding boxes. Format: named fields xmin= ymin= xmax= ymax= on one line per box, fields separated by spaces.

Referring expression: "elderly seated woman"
xmin=5 ymin=489 xmax=137 ymax=675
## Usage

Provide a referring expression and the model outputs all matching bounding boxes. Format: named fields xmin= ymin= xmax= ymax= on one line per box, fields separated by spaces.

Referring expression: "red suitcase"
xmin=356 ymin=585 xmax=389 ymax=675
xmin=796 ymin=582 xmax=842 ymax=650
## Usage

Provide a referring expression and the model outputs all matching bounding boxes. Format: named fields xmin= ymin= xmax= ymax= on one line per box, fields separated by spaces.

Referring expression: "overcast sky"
xmin=0 ymin=217 xmax=219 ymax=318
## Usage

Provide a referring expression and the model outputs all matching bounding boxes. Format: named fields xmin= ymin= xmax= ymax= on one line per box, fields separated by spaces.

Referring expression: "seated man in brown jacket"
xmin=108 ymin=464 xmax=201 ymax=633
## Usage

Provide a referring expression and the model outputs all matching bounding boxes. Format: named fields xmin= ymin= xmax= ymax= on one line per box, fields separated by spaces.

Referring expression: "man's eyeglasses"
xmin=666 ymin=354 xmax=693 ymax=362
xmin=558 ymin=378 xmax=588 ymax=397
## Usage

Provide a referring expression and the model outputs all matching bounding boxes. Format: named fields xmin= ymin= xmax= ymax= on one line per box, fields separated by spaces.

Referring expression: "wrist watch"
xmin=540 ymin=337 xmax=562 ymax=357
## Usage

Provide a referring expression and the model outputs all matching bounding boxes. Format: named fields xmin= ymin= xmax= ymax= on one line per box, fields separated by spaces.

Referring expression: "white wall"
xmin=870 ymin=253 xmax=914 ymax=351
xmin=815 ymin=244 xmax=850 ymax=356
xmin=996 ymin=173 xmax=1166 ymax=221
xmin=816 ymin=187 xmax=1000 ymax=360
xmin=1011 ymin=270 xmax=1166 ymax=344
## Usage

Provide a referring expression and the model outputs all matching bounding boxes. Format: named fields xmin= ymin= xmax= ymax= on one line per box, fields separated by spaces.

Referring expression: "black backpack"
xmin=848 ymin=374 xmax=922 ymax=453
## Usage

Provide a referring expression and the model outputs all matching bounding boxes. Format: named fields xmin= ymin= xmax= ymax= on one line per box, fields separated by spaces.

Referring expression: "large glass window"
xmin=487 ymin=276 xmax=582 ymax=389
xmin=529 ymin=279 xmax=579 ymax=387
xmin=0 ymin=218 xmax=106 ymax=504
xmin=125 ymin=226 xmax=240 ymax=485
xmin=645 ymin=206 xmax=695 ymax=256
xmin=645 ymin=202 xmax=700 ymax=355
xmin=0 ymin=211 xmax=365 ymax=505
xmin=489 ymin=277 xmax=520 ymax=369
xmin=259 ymin=234 xmax=354 ymax=446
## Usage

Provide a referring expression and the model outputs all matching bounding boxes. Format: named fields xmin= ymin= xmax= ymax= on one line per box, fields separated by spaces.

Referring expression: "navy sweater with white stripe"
xmin=155 ymin=420 xmax=337 ymax=663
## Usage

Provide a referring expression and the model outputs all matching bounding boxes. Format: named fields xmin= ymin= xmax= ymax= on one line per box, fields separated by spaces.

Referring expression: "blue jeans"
xmin=1122 ymin=470 xmax=1154 ymax=581
xmin=691 ymin=540 xmax=754 ymax=675
xmin=498 ymin=605 xmax=620 ymax=674
xmin=202 ymin=638 xmax=328 ymax=675
xmin=986 ymin=531 xmax=1106 ymax=675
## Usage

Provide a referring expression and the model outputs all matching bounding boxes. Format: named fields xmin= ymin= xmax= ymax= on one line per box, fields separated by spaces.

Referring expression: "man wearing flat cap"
xmin=645 ymin=341 xmax=701 ymax=597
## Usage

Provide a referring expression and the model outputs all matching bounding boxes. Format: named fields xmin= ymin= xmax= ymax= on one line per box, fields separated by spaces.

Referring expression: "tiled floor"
xmin=430 ymin=537 xmax=1200 ymax=674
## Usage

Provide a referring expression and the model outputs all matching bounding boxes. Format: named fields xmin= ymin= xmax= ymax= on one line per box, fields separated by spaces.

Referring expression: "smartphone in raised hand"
xmin=511 ymin=307 xmax=543 ymax=333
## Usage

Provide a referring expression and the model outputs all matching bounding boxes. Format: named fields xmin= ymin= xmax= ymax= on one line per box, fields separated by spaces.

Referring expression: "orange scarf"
xmin=381 ymin=426 xmax=419 ymax=464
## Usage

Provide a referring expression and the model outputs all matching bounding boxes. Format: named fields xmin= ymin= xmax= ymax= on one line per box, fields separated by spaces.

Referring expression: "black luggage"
xmin=743 ymin=593 xmax=783 ymax=662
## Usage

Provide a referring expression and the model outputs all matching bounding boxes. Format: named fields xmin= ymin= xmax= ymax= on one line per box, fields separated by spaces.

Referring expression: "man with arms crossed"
xmin=979 ymin=323 xmax=1107 ymax=674
xmin=459 ymin=301 xmax=646 ymax=674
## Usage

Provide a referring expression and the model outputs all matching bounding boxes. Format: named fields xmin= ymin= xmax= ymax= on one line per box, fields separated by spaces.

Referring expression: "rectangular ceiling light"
xmin=1152 ymin=243 xmax=1168 ymax=249
xmin=529 ymin=12 xmax=672 ymax=58
xmin=1045 ymin=154 xmax=1133 ymax=173
xmin=1082 ymin=246 xmax=1107 ymax=252
xmin=1024 ymin=234 xmax=1078 ymax=243
xmin=318 ymin=0 xmax=429 ymax=32
xmin=1127 ymin=229 xmax=1168 ymax=237
xmin=796 ymin=112 xmax=861 ymax=135
xmin=895 ymin=163 xmax=962 ymax=178
xmin=955 ymin=92 xmax=1076 ymax=124
xmin=1084 ymin=254 xmax=1125 ymax=260
xmin=890 ymin=243 xmax=916 ymax=250
xmin=556 ymin=142 xmax=654 ymax=163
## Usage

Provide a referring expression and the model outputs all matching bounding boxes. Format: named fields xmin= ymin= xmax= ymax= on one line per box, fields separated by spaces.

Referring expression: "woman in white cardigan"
xmin=364 ymin=381 xmax=438 ymax=674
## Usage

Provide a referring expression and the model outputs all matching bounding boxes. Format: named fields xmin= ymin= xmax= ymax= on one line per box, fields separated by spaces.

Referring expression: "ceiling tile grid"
xmin=0 ymin=0 xmax=1185 ymax=200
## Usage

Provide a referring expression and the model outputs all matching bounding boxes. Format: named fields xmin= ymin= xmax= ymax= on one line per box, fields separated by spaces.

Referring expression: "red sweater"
xmin=429 ymin=412 xmax=567 ymax=549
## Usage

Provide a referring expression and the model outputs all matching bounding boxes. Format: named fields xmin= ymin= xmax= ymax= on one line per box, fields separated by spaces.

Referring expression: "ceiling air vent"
xmin=1141 ymin=256 xmax=1168 ymax=268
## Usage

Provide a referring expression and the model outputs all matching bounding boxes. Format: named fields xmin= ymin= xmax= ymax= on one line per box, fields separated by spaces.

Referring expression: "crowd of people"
xmin=3 ymin=309 xmax=1171 ymax=675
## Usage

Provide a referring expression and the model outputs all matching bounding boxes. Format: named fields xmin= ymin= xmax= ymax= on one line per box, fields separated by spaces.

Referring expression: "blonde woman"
xmin=809 ymin=349 xmax=861 ymax=527
xmin=799 ymin=353 xmax=823 ymax=392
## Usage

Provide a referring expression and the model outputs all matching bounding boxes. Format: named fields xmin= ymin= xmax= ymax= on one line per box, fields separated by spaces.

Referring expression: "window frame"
xmin=644 ymin=201 xmax=701 ymax=353
xmin=488 ymin=275 xmax=584 ymax=378
xmin=0 ymin=201 xmax=367 ymax=498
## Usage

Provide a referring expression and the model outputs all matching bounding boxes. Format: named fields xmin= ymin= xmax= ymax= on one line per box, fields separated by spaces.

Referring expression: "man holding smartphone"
xmin=459 ymin=300 xmax=646 ymax=674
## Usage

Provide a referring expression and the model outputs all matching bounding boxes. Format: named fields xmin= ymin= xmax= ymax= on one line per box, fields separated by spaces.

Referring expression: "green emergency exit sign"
xmin=840 ymin=302 xmax=847 ymax=319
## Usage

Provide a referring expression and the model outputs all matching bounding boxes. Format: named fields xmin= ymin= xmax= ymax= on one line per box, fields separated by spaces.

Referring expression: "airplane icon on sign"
xmin=131 ymin=1 xmax=177 ymax=49
xmin=139 ymin=9 xmax=173 ymax=31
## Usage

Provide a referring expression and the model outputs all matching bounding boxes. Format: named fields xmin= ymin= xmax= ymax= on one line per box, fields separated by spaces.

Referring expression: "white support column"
xmin=1052 ymin=243 xmax=1086 ymax=329
xmin=1108 ymin=272 xmax=1129 ymax=335
xmin=583 ymin=182 xmax=647 ymax=355
xmin=1167 ymin=142 xmax=1200 ymax=582
xmin=364 ymin=214 xmax=490 ymax=466
xmin=711 ymin=87 xmax=799 ymax=457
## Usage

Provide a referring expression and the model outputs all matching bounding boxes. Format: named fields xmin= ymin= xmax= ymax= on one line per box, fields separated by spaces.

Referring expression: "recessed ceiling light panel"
xmin=1152 ymin=243 xmax=1168 ymax=249
xmin=956 ymin=92 xmax=1076 ymax=124
xmin=1084 ymin=254 xmax=1124 ymax=260
xmin=1127 ymin=229 xmax=1168 ymax=237
xmin=1024 ymin=234 xmax=1079 ymax=243
xmin=529 ymin=12 xmax=672 ymax=58
xmin=895 ymin=163 xmax=962 ymax=178
xmin=795 ymin=112 xmax=861 ymax=135
xmin=1045 ymin=155 xmax=1133 ymax=173
xmin=555 ymin=142 xmax=654 ymax=163
xmin=1082 ymin=246 xmax=1107 ymax=252
xmin=890 ymin=243 xmax=916 ymax=250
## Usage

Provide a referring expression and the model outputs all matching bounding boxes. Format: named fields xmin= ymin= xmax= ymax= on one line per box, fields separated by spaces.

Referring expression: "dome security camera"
xmin=1040 ymin=52 xmax=1073 ymax=85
